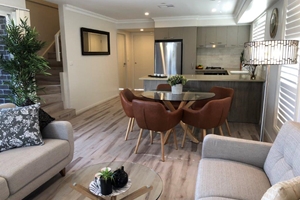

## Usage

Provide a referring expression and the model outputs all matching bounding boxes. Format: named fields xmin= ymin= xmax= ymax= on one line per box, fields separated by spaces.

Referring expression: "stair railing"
xmin=55 ymin=30 xmax=61 ymax=62
xmin=41 ymin=30 xmax=61 ymax=62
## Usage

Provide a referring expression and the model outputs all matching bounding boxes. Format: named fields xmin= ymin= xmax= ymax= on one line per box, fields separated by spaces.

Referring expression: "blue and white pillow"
xmin=0 ymin=104 xmax=44 ymax=152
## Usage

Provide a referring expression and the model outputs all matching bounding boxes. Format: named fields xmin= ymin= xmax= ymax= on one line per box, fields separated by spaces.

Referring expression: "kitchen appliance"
xmin=154 ymin=39 xmax=182 ymax=75
xmin=195 ymin=66 xmax=228 ymax=75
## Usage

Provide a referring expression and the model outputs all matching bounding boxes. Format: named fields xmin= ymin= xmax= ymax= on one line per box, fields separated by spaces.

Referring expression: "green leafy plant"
xmin=100 ymin=168 xmax=114 ymax=182
xmin=240 ymin=50 xmax=244 ymax=63
xmin=167 ymin=74 xmax=187 ymax=86
xmin=0 ymin=18 xmax=50 ymax=106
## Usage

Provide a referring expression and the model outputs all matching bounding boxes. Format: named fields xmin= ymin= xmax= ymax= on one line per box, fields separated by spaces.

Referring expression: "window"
xmin=275 ymin=0 xmax=300 ymax=130
xmin=252 ymin=12 xmax=266 ymax=41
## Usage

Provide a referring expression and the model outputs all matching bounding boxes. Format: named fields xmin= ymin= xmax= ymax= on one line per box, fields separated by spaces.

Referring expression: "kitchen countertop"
xmin=140 ymin=69 xmax=265 ymax=82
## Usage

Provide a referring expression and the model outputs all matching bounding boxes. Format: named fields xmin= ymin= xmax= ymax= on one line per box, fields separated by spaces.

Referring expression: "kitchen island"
xmin=140 ymin=71 xmax=265 ymax=123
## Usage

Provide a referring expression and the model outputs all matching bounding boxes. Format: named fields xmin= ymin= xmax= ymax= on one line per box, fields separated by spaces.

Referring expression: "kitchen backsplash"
xmin=196 ymin=46 xmax=244 ymax=69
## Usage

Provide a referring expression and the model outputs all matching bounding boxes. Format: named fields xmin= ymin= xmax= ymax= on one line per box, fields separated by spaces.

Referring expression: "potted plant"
xmin=0 ymin=18 xmax=50 ymax=106
xmin=99 ymin=167 xmax=114 ymax=195
xmin=167 ymin=74 xmax=187 ymax=94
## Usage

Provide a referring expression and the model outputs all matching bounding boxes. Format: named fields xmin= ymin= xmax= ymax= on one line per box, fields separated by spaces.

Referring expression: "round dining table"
xmin=141 ymin=90 xmax=215 ymax=144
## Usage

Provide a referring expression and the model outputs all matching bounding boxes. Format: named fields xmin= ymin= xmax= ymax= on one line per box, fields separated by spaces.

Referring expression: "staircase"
xmin=36 ymin=52 xmax=76 ymax=120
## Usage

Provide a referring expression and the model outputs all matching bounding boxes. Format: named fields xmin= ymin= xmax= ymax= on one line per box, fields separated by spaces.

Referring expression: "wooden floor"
xmin=25 ymin=93 xmax=260 ymax=200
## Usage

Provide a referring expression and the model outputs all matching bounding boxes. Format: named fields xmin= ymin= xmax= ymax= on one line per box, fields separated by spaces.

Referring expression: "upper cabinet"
xmin=226 ymin=26 xmax=238 ymax=47
xmin=197 ymin=27 xmax=206 ymax=48
xmin=197 ymin=25 xmax=250 ymax=48
xmin=154 ymin=28 xmax=183 ymax=40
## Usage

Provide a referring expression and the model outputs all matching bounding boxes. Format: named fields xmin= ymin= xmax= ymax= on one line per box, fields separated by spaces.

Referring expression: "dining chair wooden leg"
xmin=203 ymin=129 xmax=207 ymax=139
xmin=159 ymin=132 xmax=165 ymax=162
xmin=163 ymin=129 xmax=172 ymax=144
xmin=125 ymin=118 xmax=133 ymax=140
xmin=219 ymin=126 xmax=224 ymax=136
xmin=181 ymin=124 xmax=188 ymax=148
xmin=225 ymin=119 xmax=231 ymax=136
xmin=150 ymin=131 xmax=153 ymax=144
xmin=135 ymin=129 xmax=144 ymax=154
xmin=130 ymin=118 xmax=135 ymax=132
xmin=172 ymin=129 xmax=178 ymax=150
xmin=212 ymin=128 xmax=214 ymax=134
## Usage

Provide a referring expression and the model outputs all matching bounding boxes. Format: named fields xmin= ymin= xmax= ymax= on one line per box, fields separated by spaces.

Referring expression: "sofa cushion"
xmin=0 ymin=104 xmax=44 ymax=152
xmin=195 ymin=158 xmax=271 ymax=200
xmin=261 ymin=176 xmax=300 ymax=200
xmin=0 ymin=177 xmax=9 ymax=200
xmin=264 ymin=121 xmax=300 ymax=185
xmin=0 ymin=138 xmax=70 ymax=194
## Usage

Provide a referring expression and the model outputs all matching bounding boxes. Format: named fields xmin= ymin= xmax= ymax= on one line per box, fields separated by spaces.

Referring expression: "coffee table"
xmin=69 ymin=161 xmax=162 ymax=200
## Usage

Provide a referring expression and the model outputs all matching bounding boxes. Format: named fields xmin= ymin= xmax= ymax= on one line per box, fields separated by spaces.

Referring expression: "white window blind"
xmin=275 ymin=0 xmax=300 ymax=129
xmin=252 ymin=12 xmax=266 ymax=41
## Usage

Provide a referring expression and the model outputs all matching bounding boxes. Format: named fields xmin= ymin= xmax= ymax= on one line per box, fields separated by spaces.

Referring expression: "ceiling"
xmin=45 ymin=0 xmax=278 ymax=24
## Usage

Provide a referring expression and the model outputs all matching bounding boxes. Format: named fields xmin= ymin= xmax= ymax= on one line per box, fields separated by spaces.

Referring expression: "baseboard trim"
xmin=75 ymin=94 xmax=118 ymax=115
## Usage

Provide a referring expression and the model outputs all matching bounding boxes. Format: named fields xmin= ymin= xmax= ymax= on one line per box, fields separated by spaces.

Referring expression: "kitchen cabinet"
xmin=216 ymin=27 xmax=227 ymax=45
xmin=182 ymin=27 xmax=197 ymax=74
xmin=197 ymin=27 xmax=206 ymax=48
xmin=226 ymin=26 xmax=238 ymax=47
xmin=154 ymin=27 xmax=183 ymax=40
xmin=196 ymin=25 xmax=249 ymax=48
xmin=205 ymin=27 xmax=217 ymax=45
xmin=237 ymin=26 xmax=250 ymax=46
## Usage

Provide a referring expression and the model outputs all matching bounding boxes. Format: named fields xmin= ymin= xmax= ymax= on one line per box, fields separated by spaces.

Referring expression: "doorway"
xmin=117 ymin=33 xmax=127 ymax=89
xmin=132 ymin=33 xmax=154 ymax=90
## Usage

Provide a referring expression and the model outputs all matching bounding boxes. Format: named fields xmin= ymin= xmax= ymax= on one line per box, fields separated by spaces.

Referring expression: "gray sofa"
xmin=195 ymin=121 xmax=300 ymax=200
xmin=0 ymin=104 xmax=74 ymax=200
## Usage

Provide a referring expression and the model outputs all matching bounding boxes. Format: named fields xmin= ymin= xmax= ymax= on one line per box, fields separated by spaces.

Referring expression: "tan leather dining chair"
xmin=119 ymin=89 xmax=145 ymax=140
xmin=132 ymin=99 xmax=182 ymax=162
xmin=191 ymin=86 xmax=234 ymax=136
xmin=181 ymin=97 xmax=231 ymax=147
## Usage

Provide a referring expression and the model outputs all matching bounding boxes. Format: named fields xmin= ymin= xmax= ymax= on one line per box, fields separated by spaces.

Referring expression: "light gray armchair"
xmin=195 ymin=121 xmax=300 ymax=200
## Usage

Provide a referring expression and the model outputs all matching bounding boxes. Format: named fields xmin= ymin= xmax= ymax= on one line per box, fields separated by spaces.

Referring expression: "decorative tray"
xmin=89 ymin=179 xmax=132 ymax=197
xmin=148 ymin=75 xmax=167 ymax=78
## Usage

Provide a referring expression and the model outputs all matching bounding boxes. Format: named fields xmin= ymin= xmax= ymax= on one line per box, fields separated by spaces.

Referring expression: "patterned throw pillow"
xmin=261 ymin=176 xmax=300 ymax=200
xmin=0 ymin=104 xmax=44 ymax=152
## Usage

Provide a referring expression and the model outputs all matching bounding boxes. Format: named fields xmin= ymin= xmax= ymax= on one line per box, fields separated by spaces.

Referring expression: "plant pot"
xmin=112 ymin=166 xmax=128 ymax=188
xmin=171 ymin=84 xmax=183 ymax=94
xmin=100 ymin=178 xmax=113 ymax=195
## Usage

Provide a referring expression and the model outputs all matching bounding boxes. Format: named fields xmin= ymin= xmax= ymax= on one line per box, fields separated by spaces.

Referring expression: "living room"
xmin=0 ymin=0 xmax=300 ymax=199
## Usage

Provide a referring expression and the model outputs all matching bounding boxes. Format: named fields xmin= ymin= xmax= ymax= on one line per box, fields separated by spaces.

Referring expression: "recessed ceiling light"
xmin=140 ymin=29 xmax=144 ymax=31
xmin=212 ymin=8 xmax=217 ymax=12
xmin=145 ymin=12 xmax=149 ymax=16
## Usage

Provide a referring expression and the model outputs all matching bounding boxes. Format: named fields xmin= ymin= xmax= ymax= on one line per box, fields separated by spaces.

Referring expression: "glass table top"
xmin=71 ymin=161 xmax=163 ymax=200
xmin=142 ymin=91 xmax=215 ymax=101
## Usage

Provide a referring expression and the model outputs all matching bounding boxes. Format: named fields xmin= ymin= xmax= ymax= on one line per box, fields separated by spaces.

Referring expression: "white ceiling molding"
xmin=153 ymin=15 xmax=237 ymax=28
xmin=116 ymin=19 xmax=155 ymax=30
xmin=232 ymin=0 xmax=251 ymax=23
xmin=63 ymin=4 xmax=117 ymax=23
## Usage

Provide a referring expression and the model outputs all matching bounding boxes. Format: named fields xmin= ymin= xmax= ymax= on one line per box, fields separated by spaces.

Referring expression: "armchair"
xmin=195 ymin=121 xmax=300 ymax=200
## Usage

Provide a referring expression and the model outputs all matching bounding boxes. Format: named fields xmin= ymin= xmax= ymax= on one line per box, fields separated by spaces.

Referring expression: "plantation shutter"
xmin=252 ymin=12 xmax=266 ymax=41
xmin=275 ymin=0 xmax=300 ymax=129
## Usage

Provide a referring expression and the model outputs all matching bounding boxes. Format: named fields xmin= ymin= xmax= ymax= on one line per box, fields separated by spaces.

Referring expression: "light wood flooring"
xmin=25 ymin=93 xmax=260 ymax=200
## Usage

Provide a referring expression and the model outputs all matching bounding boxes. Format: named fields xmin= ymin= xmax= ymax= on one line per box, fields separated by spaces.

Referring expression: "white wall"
xmin=0 ymin=0 xmax=25 ymax=8
xmin=262 ymin=0 xmax=285 ymax=142
xmin=59 ymin=5 xmax=119 ymax=114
